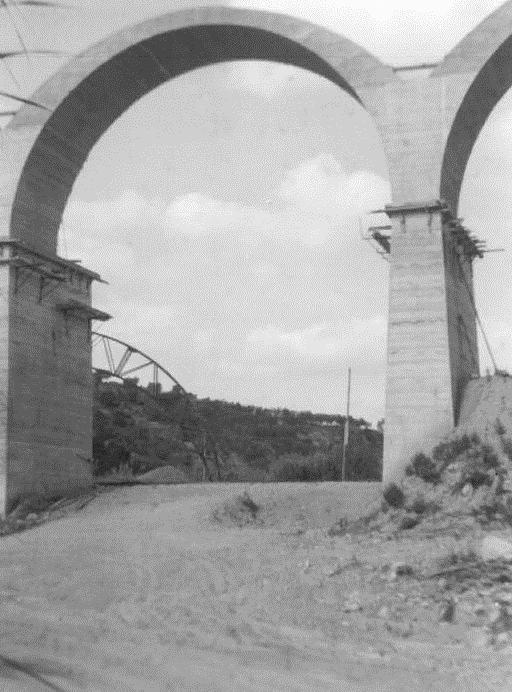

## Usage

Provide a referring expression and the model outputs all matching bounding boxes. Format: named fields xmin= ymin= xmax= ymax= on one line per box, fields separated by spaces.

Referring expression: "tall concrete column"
xmin=383 ymin=202 xmax=480 ymax=481
xmin=0 ymin=240 xmax=110 ymax=516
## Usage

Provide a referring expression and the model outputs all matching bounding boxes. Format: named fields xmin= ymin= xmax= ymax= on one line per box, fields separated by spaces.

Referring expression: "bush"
xmin=383 ymin=483 xmax=405 ymax=509
xmin=327 ymin=517 xmax=348 ymax=536
xmin=450 ymin=441 xmax=504 ymax=493
xmin=212 ymin=491 xmax=261 ymax=527
xmin=98 ymin=388 xmax=121 ymax=408
xmin=221 ymin=453 xmax=269 ymax=482
xmin=409 ymin=495 xmax=440 ymax=515
xmin=406 ymin=453 xmax=441 ymax=483
xmin=432 ymin=434 xmax=481 ymax=468
xmin=268 ymin=453 xmax=338 ymax=482
xmin=112 ymin=408 xmax=132 ymax=428
xmin=495 ymin=418 xmax=507 ymax=436
xmin=400 ymin=513 xmax=421 ymax=530
xmin=501 ymin=437 xmax=512 ymax=463
xmin=479 ymin=444 xmax=500 ymax=470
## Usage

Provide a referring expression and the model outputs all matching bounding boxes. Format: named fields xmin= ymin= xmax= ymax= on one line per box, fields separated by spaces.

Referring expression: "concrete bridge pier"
xmin=383 ymin=202 xmax=480 ymax=481
xmin=0 ymin=240 xmax=109 ymax=515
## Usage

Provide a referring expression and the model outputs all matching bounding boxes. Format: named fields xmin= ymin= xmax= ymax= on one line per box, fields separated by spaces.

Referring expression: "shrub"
xmin=112 ymin=408 xmax=132 ymax=428
xmin=127 ymin=452 xmax=150 ymax=475
xmin=221 ymin=453 xmax=268 ymax=482
xmin=383 ymin=483 xmax=405 ymax=509
xmin=495 ymin=418 xmax=507 ymax=436
xmin=406 ymin=453 xmax=441 ymax=483
xmin=400 ymin=513 xmax=420 ymax=530
xmin=453 ymin=442 xmax=504 ymax=492
xmin=327 ymin=517 xmax=348 ymax=537
xmin=98 ymin=388 xmax=121 ymax=408
xmin=268 ymin=453 xmax=338 ymax=482
xmin=501 ymin=437 xmax=512 ymax=463
xmin=432 ymin=434 xmax=480 ymax=468
xmin=501 ymin=495 xmax=512 ymax=524
xmin=212 ymin=491 xmax=261 ymax=527
xmin=480 ymin=444 xmax=500 ymax=470
xmin=409 ymin=495 xmax=440 ymax=515
xmin=438 ymin=547 xmax=479 ymax=570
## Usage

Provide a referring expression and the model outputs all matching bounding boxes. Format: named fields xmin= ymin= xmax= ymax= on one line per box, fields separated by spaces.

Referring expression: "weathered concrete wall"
xmin=383 ymin=206 xmax=480 ymax=481
xmin=384 ymin=208 xmax=452 ymax=480
xmin=443 ymin=228 xmax=480 ymax=421
xmin=8 ymin=273 xmax=93 ymax=506
xmin=0 ymin=260 xmax=10 ymax=514
xmin=0 ymin=245 xmax=98 ymax=514
xmin=361 ymin=75 xmax=469 ymax=206
xmin=458 ymin=374 xmax=512 ymax=435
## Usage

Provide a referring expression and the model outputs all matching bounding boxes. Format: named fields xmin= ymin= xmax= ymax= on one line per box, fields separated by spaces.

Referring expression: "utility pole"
xmin=341 ymin=367 xmax=351 ymax=482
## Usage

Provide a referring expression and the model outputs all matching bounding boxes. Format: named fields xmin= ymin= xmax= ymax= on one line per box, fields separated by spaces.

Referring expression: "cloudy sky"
xmin=0 ymin=0 xmax=511 ymax=424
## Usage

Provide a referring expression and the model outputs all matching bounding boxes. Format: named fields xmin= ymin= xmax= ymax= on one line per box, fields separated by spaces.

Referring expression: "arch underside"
xmin=12 ymin=1 xmax=512 ymax=241
xmin=437 ymin=1 xmax=512 ymax=212
xmin=7 ymin=11 xmax=395 ymax=255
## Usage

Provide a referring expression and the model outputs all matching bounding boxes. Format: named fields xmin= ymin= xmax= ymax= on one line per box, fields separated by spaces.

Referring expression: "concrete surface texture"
xmin=0 ymin=241 xmax=106 ymax=514
xmin=458 ymin=374 xmax=512 ymax=436
xmin=1 ymin=3 xmax=512 ymax=508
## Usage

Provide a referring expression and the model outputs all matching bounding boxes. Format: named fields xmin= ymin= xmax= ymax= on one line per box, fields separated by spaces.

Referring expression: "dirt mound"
xmin=212 ymin=491 xmax=262 ymax=527
xmin=211 ymin=483 xmax=382 ymax=533
xmin=329 ymin=425 xmax=512 ymax=541
xmin=3 ymin=483 xmax=512 ymax=689
xmin=137 ymin=465 xmax=190 ymax=484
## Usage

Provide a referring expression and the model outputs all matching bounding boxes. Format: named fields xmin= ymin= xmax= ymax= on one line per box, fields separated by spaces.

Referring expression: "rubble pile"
xmin=371 ymin=427 xmax=512 ymax=536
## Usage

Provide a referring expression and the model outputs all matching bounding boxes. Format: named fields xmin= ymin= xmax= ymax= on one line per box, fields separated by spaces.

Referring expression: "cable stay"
xmin=0 ymin=0 xmax=68 ymax=115
xmin=454 ymin=252 xmax=500 ymax=374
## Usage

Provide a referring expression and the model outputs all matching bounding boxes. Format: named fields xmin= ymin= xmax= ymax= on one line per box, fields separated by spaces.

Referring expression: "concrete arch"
xmin=434 ymin=1 xmax=512 ymax=77
xmin=3 ymin=5 xmax=395 ymax=255
xmin=436 ymin=1 xmax=512 ymax=212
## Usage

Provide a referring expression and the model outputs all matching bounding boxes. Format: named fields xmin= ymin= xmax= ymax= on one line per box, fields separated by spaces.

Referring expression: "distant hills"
xmin=93 ymin=376 xmax=383 ymax=482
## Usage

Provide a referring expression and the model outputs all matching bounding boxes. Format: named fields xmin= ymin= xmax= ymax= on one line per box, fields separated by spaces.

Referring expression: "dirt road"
xmin=1 ymin=482 xmax=511 ymax=691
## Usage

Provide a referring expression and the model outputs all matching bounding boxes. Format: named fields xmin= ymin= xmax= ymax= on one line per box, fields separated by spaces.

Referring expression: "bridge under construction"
xmin=2 ymin=4 xmax=512 ymax=512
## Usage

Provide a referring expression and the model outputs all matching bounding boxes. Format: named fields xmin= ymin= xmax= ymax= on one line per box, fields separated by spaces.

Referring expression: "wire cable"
xmin=454 ymin=249 xmax=499 ymax=372
xmin=1 ymin=1 xmax=32 ymax=67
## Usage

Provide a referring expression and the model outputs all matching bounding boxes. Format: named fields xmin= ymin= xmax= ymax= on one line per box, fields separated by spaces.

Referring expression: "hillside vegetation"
xmin=93 ymin=377 xmax=383 ymax=482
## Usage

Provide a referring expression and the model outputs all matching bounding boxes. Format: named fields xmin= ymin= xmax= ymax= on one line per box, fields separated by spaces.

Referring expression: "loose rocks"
xmin=477 ymin=535 xmax=512 ymax=562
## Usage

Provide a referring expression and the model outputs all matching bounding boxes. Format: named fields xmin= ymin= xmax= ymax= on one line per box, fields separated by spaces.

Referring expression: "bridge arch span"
xmin=436 ymin=1 xmax=512 ymax=212
xmin=3 ymin=5 xmax=395 ymax=255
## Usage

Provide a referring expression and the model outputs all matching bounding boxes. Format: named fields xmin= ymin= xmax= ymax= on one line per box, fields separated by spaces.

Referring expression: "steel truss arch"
xmin=91 ymin=332 xmax=223 ymax=481
xmin=92 ymin=331 xmax=187 ymax=395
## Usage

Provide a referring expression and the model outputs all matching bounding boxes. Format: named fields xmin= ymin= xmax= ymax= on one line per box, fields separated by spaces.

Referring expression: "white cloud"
xmin=278 ymin=154 xmax=389 ymax=216
xmin=226 ymin=0 xmax=505 ymax=66
xmin=246 ymin=317 xmax=387 ymax=371
xmin=65 ymin=155 xmax=390 ymax=416
xmin=164 ymin=154 xmax=389 ymax=246
xmin=65 ymin=189 xmax=161 ymax=233
xmin=251 ymin=262 xmax=279 ymax=281
xmin=480 ymin=319 xmax=512 ymax=373
xmin=165 ymin=192 xmax=273 ymax=238
xmin=66 ymin=155 xmax=388 ymax=257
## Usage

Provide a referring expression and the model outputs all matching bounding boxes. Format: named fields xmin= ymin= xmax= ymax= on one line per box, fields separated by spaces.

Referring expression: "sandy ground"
xmin=1 ymin=481 xmax=511 ymax=691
